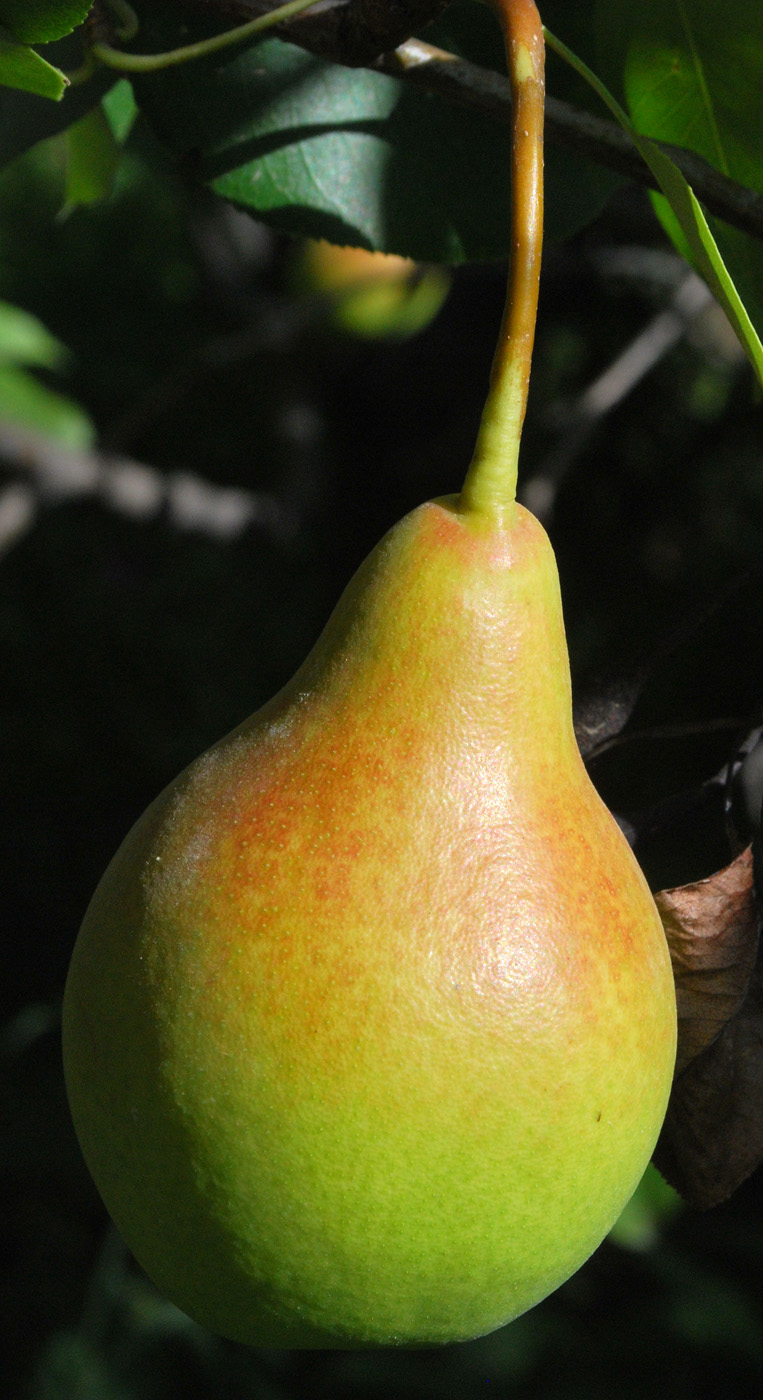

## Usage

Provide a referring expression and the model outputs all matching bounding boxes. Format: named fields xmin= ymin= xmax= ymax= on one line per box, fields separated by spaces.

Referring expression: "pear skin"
xmin=63 ymin=498 xmax=676 ymax=1348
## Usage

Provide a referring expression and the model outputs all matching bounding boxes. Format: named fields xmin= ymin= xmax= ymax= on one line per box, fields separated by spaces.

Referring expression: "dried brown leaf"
xmin=655 ymin=845 xmax=758 ymax=1076
xmin=652 ymin=844 xmax=763 ymax=1208
xmin=653 ymin=962 xmax=763 ymax=1208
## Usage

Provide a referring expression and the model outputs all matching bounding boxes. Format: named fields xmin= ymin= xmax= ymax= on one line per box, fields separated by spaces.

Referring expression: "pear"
xmin=63 ymin=495 xmax=676 ymax=1346
xmin=293 ymin=239 xmax=450 ymax=339
xmin=62 ymin=0 xmax=676 ymax=1351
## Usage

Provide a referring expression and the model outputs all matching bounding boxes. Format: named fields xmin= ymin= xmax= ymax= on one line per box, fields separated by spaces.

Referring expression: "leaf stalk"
xmin=88 ymin=0 xmax=323 ymax=74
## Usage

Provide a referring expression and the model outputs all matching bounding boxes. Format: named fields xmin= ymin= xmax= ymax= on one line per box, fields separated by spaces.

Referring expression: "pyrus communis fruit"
xmin=62 ymin=0 xmax=676 ymax=1352
xmin=293 ymin=240 xmax=450 ymax=339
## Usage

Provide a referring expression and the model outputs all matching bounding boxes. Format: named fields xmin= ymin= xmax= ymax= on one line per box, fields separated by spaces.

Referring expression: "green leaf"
xmin=634 ymin=144 xmax=763 ymax=383
xmin=0 ymin=299 xmax=92 ymax=444
xmin=0 ymin=44 xmax=114 ymax=169
xmin=618 ymin=0 xmax=763 ymax=190
xmin=595 ymin=0 xmax=763 ymax=344
xmin=608 ymin=1163 xmax=682 ymax=1253
xmin=0 ymin=299 xmax=68 ymax=368
xmin=0 ymin=364 xmax=94 ymax=446
xmin=128 ymin=0 xmax=618 ymax=261
xmin=64 ymin=105 xmax=121 ymax=208
xmin=132 ymin=27 xmax=502 ymax=260
xmin=0 ymin=0 xmax=92 ymax=45
xmin=101 ymin=78 xmax=137 ymax=143
xmin=544 ymin=27 xmax=763 ymax=386
xmin=29 ymin=1331 xmax=131 ymax=1400
xmin=0 ymin=32 xmax=67 ymax=99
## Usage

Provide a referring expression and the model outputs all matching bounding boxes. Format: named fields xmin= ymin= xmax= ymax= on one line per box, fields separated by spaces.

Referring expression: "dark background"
xmin=3 ymin=103 xmax=763 ymax=1398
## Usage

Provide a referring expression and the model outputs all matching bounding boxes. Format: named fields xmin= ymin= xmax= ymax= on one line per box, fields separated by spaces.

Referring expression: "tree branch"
xmin=0 ymin=418 xmax=292 ymax=551
xmin=161 ymin=0 xmax=451 ymax=64
xmin=377 ymin=41 xmax=763 ymax=246
xmin=147 ymin=1 xmax=763 ymax=244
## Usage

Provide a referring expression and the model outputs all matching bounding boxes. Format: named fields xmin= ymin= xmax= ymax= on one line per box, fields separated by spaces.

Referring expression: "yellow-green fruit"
xmin=293 ymin=239 xmax=450 ymax=339
xmin=62 ymin=498 xmax=676 ymax=1349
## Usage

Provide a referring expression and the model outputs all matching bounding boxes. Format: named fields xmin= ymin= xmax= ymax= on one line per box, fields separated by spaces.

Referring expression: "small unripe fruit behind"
xmin=292 ymin=239 xmax=450 ymax=339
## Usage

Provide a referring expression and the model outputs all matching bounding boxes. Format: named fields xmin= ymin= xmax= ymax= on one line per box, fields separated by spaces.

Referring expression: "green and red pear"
xmin=62 ymin=0 xmax=676 ymax=1350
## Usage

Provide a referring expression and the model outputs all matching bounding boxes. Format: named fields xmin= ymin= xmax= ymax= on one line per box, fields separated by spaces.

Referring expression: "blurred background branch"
xmin=0 ymin=417 xmax=291 ymax=556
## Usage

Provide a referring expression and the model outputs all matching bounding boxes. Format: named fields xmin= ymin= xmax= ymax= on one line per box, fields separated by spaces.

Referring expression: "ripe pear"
xmin=63 ymin=495 xmax=676 ymax=1348
xmin=62 ymin=0 xmax=676 ymax=1351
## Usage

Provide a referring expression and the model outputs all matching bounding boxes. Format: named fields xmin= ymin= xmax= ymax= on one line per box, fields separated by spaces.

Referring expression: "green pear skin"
xmin=63 ymin=499 xmax=676 ymax=1348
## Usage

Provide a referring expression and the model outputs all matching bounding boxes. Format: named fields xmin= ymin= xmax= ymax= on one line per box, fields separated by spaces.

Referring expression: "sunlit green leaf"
xmin=0 ymin=60 xmax=113 ymax=168
xmin=631 ymin=139 xmax=763 ymax=383
xmin=595 ymin=0 xmax=763 ymax=342
xmin=0 ymin=32 xmax=67 ymax=99
xmin=545 ymin=25 xmax=763 ymax=385
xmin=0 ymin=299 xmax=68 ymax=367
xmin=101 ymin=78 xmax=137 ymax=143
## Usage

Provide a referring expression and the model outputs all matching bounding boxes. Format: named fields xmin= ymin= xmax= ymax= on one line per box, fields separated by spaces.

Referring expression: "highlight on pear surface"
xmin=61 ymin=0 xmax=677 ymax=1350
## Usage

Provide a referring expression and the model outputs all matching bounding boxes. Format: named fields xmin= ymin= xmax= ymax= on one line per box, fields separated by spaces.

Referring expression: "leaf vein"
xmin=673 ymin=0 xmax=729 ymax=175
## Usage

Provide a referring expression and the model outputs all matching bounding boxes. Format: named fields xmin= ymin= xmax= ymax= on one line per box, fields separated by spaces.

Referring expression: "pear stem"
xmin=458 ymin=0 xmax=545 ymax=525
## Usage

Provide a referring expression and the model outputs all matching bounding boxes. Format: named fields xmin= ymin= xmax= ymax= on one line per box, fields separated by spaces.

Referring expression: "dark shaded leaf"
xmin=0 ymin=0 xmax=91 ymax=45
xmin=654 ymin=966 xmax=763 ymax=1208
xmin=63 ymin=105 xmax=122 ymax=209
xmin=128 ymin=0 xmax=619 ymax=259
xmin=579 ymin=574 xmax=763 ymax=887
xmin=582 ymin=573 xmax=763 ymax=756
xmin=576 ymin=574 xmax=763 ymax=781
xmin=574 ymin=672 xmax=645 ymax=760
xmin=656 ymin=845 xmax=759 ymax=1076
xmin=728 ymin=727 xmax=763 ymax=843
